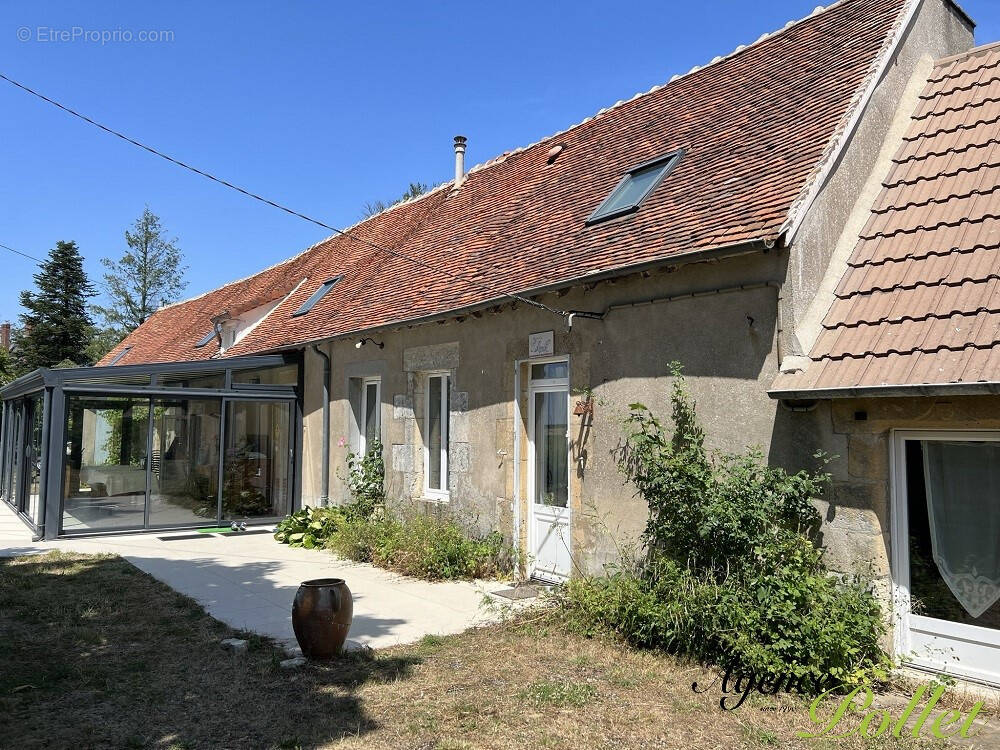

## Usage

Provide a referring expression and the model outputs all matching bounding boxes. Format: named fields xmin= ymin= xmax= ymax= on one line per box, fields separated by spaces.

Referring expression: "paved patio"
xmin=0 ymin=504 xmax=524 ymax=651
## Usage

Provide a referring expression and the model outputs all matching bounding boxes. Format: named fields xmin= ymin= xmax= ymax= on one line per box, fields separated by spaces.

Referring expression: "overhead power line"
xmin=0 ymin=242 xmax=43 ymax=263
xmin=0 ymin=72 xmax=570 ymax=319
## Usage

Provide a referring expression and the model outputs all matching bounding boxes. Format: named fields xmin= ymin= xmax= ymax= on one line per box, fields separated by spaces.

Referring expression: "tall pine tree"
xmin=92 ymin=207 xmax=187 ymax=343
xmin=16 ymin=241 xmax=95 ymax=372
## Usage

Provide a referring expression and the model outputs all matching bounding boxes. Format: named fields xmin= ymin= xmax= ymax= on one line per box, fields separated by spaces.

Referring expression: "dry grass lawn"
xmin=0 ymin=552 xmax=993 ymax=749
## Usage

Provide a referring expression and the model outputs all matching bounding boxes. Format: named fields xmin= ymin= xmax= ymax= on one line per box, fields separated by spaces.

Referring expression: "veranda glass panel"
xmin=533 ymin=391 xmax=568 ymax=508
xmin=62 ymin=396 xmax=150 ymax=532
xmin=222 ymin=400 xmax=291 ymax=520
xmin=231 ymin=364 xmax=298 ymax=386
xmin=148 ymin=398 xmax=221 ymax=526
xmin=158 ymin=372 xmax=226 ymax=389
xmin=25 ymin=394 xmax=43 ymax=524
xmin=8 ymin=404 xmax=22 ymax=511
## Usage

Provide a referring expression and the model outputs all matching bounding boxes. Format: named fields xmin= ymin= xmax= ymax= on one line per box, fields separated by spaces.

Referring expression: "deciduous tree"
xmin=93 ymin=207 xmax=187 ymax=340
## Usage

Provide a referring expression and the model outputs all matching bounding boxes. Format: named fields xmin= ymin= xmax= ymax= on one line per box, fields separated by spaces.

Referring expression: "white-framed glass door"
xmin=891 ymin=429 xmax=1000 ymax=684
xmin=528 ymin=358 xmax=571 ymax=582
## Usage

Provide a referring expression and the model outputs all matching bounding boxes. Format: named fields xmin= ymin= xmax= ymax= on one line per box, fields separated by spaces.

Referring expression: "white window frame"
xmin=526 ymin=355 xmax=572 ymax=582
xmin=359 ymin=377 xmax=381 ymax=455
xmin=891 ymin=428 xmax=1000 ymax=685
xmin=423 ymin=372 xmax=450 ymax=500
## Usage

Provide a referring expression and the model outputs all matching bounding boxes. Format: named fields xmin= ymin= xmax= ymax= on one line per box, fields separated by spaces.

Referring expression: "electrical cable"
xmin=0 ymin=72 xmax=570 ymax=319
xmin=0 ymin=242 xmax=43 ymax=263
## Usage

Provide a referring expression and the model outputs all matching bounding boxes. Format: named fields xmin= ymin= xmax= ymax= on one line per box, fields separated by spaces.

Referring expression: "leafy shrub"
xmin=343 ymin=437 xmax=385 ymax=517
xmin=327 ymin=510 xmax=512 ymax=581
xmin=273 ymin=506 xmax=344 ymax=549
xmin=559 ymin=365 xmax=892 ymax=691
xmin=276 ymin=438 xmax=511 ymax=580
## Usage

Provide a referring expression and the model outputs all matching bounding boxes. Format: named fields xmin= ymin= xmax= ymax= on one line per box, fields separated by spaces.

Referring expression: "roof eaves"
xmin=780 ymin=0 xmax=922 ymax=245
xmin=932 ymin=39 xmax=1000 ymax=70
xmin=242 ymin=237 xmax=773 ymax=355
xmin=768 ymin=380 xmax=1000 ymax=400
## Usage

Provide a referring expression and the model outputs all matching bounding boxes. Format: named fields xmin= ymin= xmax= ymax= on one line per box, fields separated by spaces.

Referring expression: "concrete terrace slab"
xmin=0 ymin=504 xmax=525 ymax=651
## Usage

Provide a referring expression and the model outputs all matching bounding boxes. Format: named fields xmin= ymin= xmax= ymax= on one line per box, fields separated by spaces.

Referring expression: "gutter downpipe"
xmin=311 ymin=345 xmax=331 ymax=505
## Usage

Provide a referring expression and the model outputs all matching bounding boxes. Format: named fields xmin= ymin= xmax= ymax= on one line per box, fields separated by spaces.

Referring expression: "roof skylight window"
xmin=195 ymin=329 xmax=217 ymax=348
xmin=292 ymin=276 xmax=342 ymax=317
xmin=108 ymin=345 xmax=132 ymax=365
xmin=586 ymin=149 xmax=683 ymax=224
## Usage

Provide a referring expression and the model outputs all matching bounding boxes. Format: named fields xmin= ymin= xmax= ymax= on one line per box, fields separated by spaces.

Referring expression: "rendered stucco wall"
xmin=300 ymin=249 xmax=787 ymax=573
xmin=296 ymin=0 xmax=976 ymax=578
xmin=781 ymin=0 xmax=973 ymax=360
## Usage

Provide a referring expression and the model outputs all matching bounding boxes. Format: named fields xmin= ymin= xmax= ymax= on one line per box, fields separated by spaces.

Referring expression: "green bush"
xmin=326 ymin=511 xmax=511 ymax=581
xmin=343 ymin=437 xmax=385 ymax=518
xmin=273 ymin=506 xmax=345 ymax=549
xmin=276 ymin=438 xmax=511 ymax=580
xmin=559 ymin=365 xmax=892 ymax=692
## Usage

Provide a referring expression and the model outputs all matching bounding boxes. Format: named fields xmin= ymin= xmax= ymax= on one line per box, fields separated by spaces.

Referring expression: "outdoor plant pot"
xmin=292 ymin=578 xmax=354 ymax=659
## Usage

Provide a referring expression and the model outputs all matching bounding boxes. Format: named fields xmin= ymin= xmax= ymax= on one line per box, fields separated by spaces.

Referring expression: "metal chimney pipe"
xmin=453 ymin=135 xmax=467 ymax=186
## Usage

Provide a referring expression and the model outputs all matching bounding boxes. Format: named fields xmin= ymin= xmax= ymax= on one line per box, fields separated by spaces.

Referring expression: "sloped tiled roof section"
xmin=103 ymin=0 xmax=908 ymax=366
xmin=772 ymin=42 xmax=1000 ymax=396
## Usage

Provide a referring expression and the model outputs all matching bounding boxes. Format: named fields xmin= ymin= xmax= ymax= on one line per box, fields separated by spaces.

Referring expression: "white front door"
xmin=892 ymin=430 xmax=1000 ymax=684
xmin=528 ymin=360 xmax=571 ymax=582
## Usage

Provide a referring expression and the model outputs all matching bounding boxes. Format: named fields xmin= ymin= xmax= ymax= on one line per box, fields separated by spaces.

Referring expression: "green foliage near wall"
xmin=343 ymin=437 xmax=386 ymax=517
xmin=327 ymin=511 xmax=511 ymax=581
xmin=275 ymin=439 xmax=512 ymax=580
xmin=559 ymin=365 xmax=892 ymax=692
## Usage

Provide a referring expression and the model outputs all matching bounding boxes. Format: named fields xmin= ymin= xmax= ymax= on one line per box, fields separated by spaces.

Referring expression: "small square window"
xmin=586 ymin=150 xmax=683 ymax=224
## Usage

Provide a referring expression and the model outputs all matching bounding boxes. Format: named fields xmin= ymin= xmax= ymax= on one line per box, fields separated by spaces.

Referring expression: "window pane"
xmin=62 ymin=397 xmax=150 ymax=533
xmin=600 ymin=163 xmax=666 ymax=216
xmin=231 ymin=364 xmax=298 ymax=386
xmin=534 ymin=391 xmax=568 ymax=508
xmin=222 ymin=400 xmax=291 ymax=520
xmin=906 ymin=440 xmax=1000 ymax=629
xmin=365 ymin=383 xmax=379 ymax=447
xmin=292 ymin=276 xmax=342 ymax=316
xmin=428 ymin=377 xmax=442 ymax=490
xmin=159 ymin=372 xmax=226 ymax=389
xmin=25 ymin=395 xmax=43 ymax=524
xmin=9 ymin=406 xmax=22 ymax=509
xmin=148 ymin=398 xmax=221 ymax=526
xmin=531 ymin=362 xmax=568 ymax=380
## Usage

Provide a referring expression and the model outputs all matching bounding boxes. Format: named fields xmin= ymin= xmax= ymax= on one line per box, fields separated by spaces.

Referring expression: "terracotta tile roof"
xmin=103 ymin=0 xmax=909 ymax=366
xmin=772 ymin=42 xmax=1000 ymax=396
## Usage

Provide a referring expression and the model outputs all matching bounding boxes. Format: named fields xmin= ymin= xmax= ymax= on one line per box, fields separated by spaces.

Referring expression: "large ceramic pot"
xmin=292 ymin=578 xmax=354 ymax=659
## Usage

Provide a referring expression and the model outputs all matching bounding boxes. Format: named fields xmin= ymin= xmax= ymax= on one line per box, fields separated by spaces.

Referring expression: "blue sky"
xmin=1 ymin=1 xmax=997 ymax=324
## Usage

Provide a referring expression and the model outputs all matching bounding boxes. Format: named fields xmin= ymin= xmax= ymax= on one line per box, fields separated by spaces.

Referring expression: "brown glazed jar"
xmin=292 ymin=578 xmax=354 ymax=659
